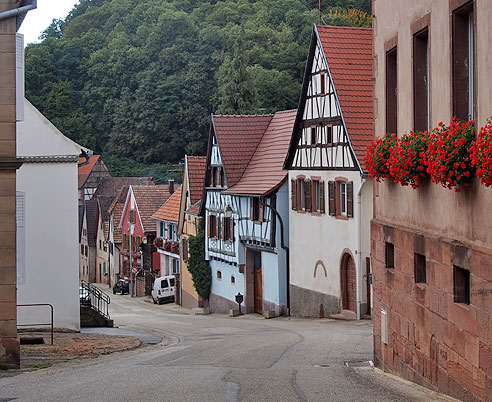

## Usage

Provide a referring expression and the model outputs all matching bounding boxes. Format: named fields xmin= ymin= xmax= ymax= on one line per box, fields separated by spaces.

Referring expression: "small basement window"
xmin=385 ymin=242 xmax=394 ymax=269
xmin=231 ymin=275 xmax=235 ymax=285
xmin=217 ymin=270 xmax=222 ymax=281
xmin=414 ymin=253 xmax=426 ymax=283
xmin=453 ymin=266 xmax=470 ymax=304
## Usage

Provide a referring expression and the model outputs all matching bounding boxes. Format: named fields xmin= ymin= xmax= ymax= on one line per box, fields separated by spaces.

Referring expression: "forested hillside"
xmin=25 ymin=0 xmax=370 ymax=176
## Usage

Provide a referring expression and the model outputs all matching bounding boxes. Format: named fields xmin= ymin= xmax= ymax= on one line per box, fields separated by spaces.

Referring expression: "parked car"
xmin=113 ymin=278 xmax=130 ymax=295
xmin=151 ymin=275 xmax=175 ymax=304
xmin=79 ymin=286 xmax=91 ymax=305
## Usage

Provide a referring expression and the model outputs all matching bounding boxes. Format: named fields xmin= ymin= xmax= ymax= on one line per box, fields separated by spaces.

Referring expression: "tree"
xmin=216 ymin=35 xmax=257 ymax=114
xmin=187 ymin=218 xmax=211 ymax=300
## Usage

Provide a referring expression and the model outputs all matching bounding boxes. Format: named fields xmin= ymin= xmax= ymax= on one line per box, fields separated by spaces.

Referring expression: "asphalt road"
xmin=1 ymin=291 xmax=454 ymax=402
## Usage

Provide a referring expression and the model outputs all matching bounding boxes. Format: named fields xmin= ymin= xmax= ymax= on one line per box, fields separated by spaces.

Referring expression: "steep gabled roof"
xmin=316 ymin=25 xmax=373 ymax=168
xmin=93 ymin=177 xmax=154 ymax=223
xmin=186 ymin=156 xmax=207 ymax=204
xmin=131 ymin=185 xmax=173 ymax=232
xmin=152 ymin=186 xmax=183 ymax=223
xmin=212 ymin=114 xmax=273 ymax=186
xmin=78 ymin=155 xmax=100 ymax=188
xmin=224 ymin=109 xmax=297 ymax=196
xmin=283 ymin=25 xmax=373 ymax=172
xmin=107 ymin=185 xmax=131 ymax=244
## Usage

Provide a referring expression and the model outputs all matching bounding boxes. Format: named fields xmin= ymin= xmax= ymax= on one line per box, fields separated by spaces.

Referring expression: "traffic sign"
xmin=131 ymin=266 xmax=138 ymax=275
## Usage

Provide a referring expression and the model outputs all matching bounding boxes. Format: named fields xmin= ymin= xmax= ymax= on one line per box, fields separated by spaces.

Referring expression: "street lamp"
xmin=225 ymin=205 xmax=233 ymax=218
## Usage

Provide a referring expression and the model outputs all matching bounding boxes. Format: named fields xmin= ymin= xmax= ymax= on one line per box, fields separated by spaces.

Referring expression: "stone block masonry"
xmin=0 ymin=0 xmax=20 ymax=370
xmin=372 ymin=220 xmax=492 ymax=401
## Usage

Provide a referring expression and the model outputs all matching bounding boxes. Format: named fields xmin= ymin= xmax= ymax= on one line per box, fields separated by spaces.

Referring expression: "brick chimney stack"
xmin=169 ymin=179 xmax=174 ymax=194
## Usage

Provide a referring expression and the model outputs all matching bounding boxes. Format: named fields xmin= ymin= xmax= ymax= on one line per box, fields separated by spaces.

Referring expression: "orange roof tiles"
xmin=224 ymin=110 xmax=297 ymax=196
xmin=132 ymin=185 xmax=173 ymax=232
xmin=152 ymin=186 xmax=183 ymax=223
xmin=185 ymin=200 xmax=201 ymax=216
xmin=213 ymin=114 xmax=273 ymax=186
xmin=78 ymin=155 xmax=100 ymax=188
xmin=187 ymin=156 xmax=206 ymax=204
xmin=316 ymin=25 xmax=373 ymax=168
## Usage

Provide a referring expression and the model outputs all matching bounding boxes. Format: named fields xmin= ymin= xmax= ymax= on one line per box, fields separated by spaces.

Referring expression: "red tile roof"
xmin=94 ymin=177 xmax=154 ymax=223
xmin=152 ymin=186 xmax=182 ymax=223
xmin=316 ymin=25 xmax=373 ymax=169
xmin=131 ymin=185 xmax=173 ymax=232
xmin=186 ymin=156 xmax=206 ymax=204
xmin=213 ymin=114 xmax=273 ymax=186
xmin=78 ymin=155 xmax=100 ymax=188
xmin=224 ymin=110 xmax=297 ymax=196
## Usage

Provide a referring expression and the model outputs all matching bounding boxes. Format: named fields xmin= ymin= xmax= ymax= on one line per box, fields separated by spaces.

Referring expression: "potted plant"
xmin=424 ymin=118 xmax=475 ymax=192
xmin=470 ymin=120 xmax=492 ymax=186
xmin=388 ymin=130 xmax=429 ymax=189
xmin=364 ymin=133 xmax=398 ymax=181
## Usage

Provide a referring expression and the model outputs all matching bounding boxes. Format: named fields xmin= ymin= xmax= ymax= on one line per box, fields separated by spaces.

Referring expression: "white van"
xmin=152 ymin=275 xmax=175 ymax=305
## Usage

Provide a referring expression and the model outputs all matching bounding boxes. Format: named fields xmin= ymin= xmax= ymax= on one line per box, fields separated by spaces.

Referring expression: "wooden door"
xmin=253 ymin=252 xmax=263 ymax=314
xmin=342 ymin=254 xmax=357 ymax=313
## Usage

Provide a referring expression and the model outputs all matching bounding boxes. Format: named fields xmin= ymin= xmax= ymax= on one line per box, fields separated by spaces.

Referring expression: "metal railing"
xmin=17 ymin=303 xmax=54 ymax=345
xmin=80 ymin=281 xmax=111 ymax=320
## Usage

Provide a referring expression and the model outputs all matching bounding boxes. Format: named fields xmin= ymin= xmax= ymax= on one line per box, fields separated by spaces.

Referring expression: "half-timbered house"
xmin=205 ymin=111 xmax=296 ymax=316
xmin=283 ymin=25 xmax=373 ymax=319
xmin=119 ymin=184 xmax=172 ymax=295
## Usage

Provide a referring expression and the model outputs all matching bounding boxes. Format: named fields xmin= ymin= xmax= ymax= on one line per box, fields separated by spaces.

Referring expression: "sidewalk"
xmin=17 ymin=331 xmax=141 ymax=373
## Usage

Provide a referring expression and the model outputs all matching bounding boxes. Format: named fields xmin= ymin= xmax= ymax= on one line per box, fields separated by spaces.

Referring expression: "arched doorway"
xmin=341 ymin=253 xmax=357 ymax=313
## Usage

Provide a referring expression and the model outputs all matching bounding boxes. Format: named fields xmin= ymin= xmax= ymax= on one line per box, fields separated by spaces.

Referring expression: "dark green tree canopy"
xmin=25 ymin=0 xmax=370 ymax=173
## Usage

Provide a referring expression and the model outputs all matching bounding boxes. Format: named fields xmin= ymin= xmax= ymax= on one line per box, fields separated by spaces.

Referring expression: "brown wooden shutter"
xmin=259 ymin=199 xmax=264 ymax=222
xmin=347 ymin=181 xmax=354 ymax=217
xmin=207 ymin=215 xmax=211 ymax=237
xmin=320 ymin=181 xmax=325 ymax=213
xmin=250 ymin=199 xmax=254 ymax=220
xmin=311 ymin=181 xmax=317 ymax=212
xmin=328 ymin=181 xmax=335 ymax=216
xmin=304 ymin=180 xmax=312 ymax=212
xmin=291 ymin=179 xmax=297 ymax=211
xmin=229 ymin=217 xmax=234 ymax=241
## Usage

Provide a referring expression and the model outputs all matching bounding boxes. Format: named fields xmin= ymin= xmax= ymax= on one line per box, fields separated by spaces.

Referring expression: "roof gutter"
xmin=0 ymin=0 xmax=37 ymax=23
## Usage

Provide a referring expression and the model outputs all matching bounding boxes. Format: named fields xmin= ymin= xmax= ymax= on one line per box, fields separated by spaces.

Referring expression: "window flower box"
xmin=424 ymin=118 xmax=475 ymax=192
xmin=364 ymin=133 xmax=398 ymax=181
xmin=388 ymin=130 xmax=429 ymax=189
xmin=470 ymin=120 xmax=492 ymax=187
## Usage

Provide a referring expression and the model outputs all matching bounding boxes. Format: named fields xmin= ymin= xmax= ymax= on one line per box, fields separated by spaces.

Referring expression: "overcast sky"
xmin=18 ymin=0 xmax=80 ymax=45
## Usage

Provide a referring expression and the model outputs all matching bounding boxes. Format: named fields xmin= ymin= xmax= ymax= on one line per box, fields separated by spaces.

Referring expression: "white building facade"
xmin=16 ymin=100 xmax=85 ymax=331
xmin=284 ymin=26 xmax=373 ymax=319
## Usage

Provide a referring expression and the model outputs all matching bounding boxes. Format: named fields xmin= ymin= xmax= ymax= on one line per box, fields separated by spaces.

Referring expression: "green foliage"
xmin=187 ymin=218 xmax=211 ymax=300
xmin=25 ymin=0 xmax=370 ymax=171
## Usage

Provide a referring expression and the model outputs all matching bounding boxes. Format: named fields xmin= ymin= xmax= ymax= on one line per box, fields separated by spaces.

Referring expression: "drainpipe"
xmin=261 ymin=202 xmax=290 ymax=315
xmin=0 ymin=0 xmax=37 ymax=22
xmin=356 ymin=174 xmax=367 ymax=320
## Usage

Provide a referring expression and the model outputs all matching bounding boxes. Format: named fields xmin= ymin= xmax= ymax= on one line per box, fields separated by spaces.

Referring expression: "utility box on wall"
xmin=380 ymin=308 xmax=388 ymax=345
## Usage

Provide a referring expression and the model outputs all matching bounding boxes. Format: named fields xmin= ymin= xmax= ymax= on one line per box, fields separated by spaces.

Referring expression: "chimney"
xmin=169 ymin=179 xmax=174 ymax=194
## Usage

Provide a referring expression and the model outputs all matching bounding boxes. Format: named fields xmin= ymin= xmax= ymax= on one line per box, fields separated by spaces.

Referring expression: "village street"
xmin=1 ymin=291 xmax=453 ymax=402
